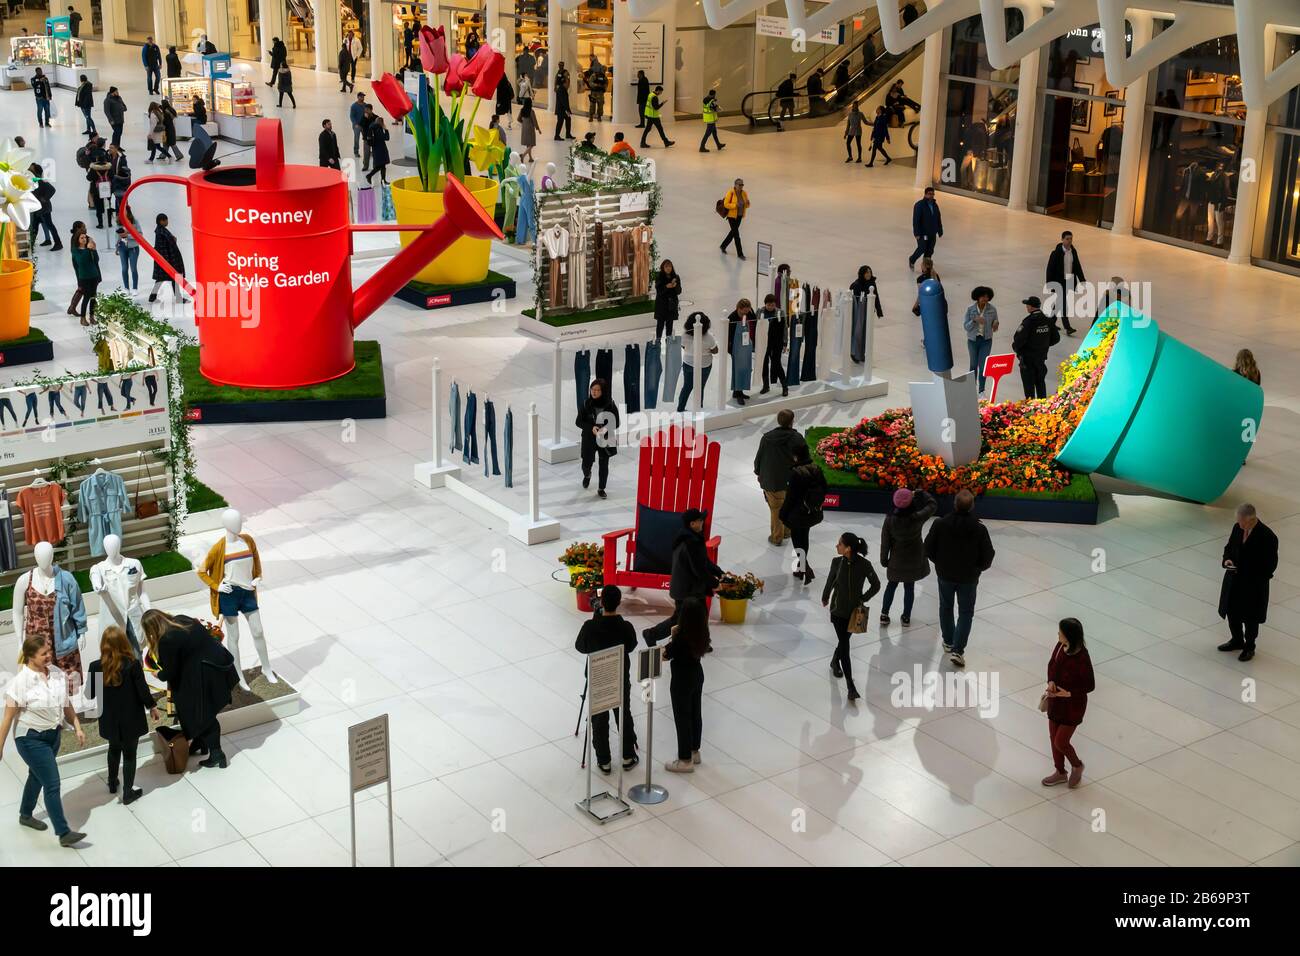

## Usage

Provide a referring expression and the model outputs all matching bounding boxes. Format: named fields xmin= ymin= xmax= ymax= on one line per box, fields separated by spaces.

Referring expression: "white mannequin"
xmin=203 ymin=509 xmax=277 ymax=690
xmin=90 ymin=534 xmax=150 ymax=656
xmin=541 ymin=161 xmax=558 ymax=191
xmin=12 ymin=541 xmax=62 ymax=642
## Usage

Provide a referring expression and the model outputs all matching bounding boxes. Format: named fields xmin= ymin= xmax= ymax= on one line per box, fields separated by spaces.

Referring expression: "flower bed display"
xmin=815 ymin=317 xmax=1117 ymax=498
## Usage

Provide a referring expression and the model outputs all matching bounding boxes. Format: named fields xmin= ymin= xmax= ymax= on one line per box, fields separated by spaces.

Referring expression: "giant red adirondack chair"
xmin=602 ymin=425 xmax=722 ymax=594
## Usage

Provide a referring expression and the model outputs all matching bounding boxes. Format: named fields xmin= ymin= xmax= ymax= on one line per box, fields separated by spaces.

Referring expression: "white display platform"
xmin=691 ymin=374 xmax=890 ymax=430
xmin=0 ymin=569 xmax=203 ymax=638
xmin=517 ymin=308 xmax=657 ymax=342
xmin=54 ymin=64 xmax=97 ymax=90
xmin=215 ymin=113 xmax=259 ymax=145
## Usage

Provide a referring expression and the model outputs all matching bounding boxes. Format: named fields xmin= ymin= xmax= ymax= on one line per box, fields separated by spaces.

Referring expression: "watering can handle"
xmin=255 ymin=118 xmax=284 ymax=190
xmin=118 ymin=175 xmax=198 ymax=301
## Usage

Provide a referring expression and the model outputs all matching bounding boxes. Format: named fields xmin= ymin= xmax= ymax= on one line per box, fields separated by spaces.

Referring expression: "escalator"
xmin=735 ymin=18 xmax=923 ymax=138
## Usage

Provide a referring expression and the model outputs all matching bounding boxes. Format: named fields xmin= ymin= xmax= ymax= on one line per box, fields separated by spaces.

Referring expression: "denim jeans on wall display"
xmin=503 ymin=407 xmax=514 ymax=487
xmin=595 ymin=348 xmax=613 ymax=387
xmin=483 ymin=399 xmax=500 ymax=476
xmin=662 ymin=335 xmax=682 ymax=403
xmin=463 ymin=391 xmax=479 ymax=464
xmin=643 ymin=340 xmax=662 ymax=410
xmin=574 ymin=349 xmax=590 ymax=414
xmin=623 ymin=343 xmax=641 ymax=414
xmin=22 ymin=393 xmax=39 ymax=426
xmin=449 ymin=381 xmax=461 ymax=453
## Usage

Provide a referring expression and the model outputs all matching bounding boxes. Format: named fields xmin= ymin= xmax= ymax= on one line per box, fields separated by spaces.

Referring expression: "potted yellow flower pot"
xmin=0 ymin=258 xmax=34 ymax=342
xmin=716 ymin=571 xmax=764 ymax=625
xmin=718 ymin=597 xmax=749 ymax=624
xmin=391 ymin=175 xmax=499 ymax=285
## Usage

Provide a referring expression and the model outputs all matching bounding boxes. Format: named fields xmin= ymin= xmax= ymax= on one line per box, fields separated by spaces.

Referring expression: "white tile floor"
xmin=3 ymin=37 xmax=1300 ymax=867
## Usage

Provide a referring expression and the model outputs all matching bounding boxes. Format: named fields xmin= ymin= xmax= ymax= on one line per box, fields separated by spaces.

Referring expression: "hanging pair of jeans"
xmin=786 ymin=318 xmax=803 ymax=387
xmin=483 ymin=400 xmax=500 ymax=476
xmin=144 ymin=374 xmax=159 ymax=406
xmin=0 ymin=398 xmax=15 ymax=428
xmin=503 ymin=407 xmax=514 ymax=488
xmin=47 ymin=390 xmax=67 ymax=418
xmin=623 ymin=343 xmax=641 ymax=414
xmin=643 ymin=340 xmax=662 ymax=410
xmin=22 ymin=393 xmax=39 ymax=426
xmin=595 ymin=348 xmax=613 ymax=386
xmin=449 ymin=381 xmax=462 ymax=453
xmin=802 ymin=311 xmax=819 ymax=381
xmin=463 ymin=391 xmax=479 ymax=464
xmin=731 ymin=321 xmax=752 ymax=394
xmin=851 ymin=294 xmax=867 ymax=363
xmin=574 ymin=349 xmax=591 ymax=413
xmin=662 ymin=334 xmax=682 ymax=404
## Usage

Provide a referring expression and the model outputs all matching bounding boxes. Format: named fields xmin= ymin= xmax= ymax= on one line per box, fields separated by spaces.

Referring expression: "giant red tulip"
xmin=372 ymin=73 xmax=413 ymax=121
xmin=469 ymin=49 xmax=506 ymax=100
xmin=459 ymin=42 xmax=490 ymax=80
xmin=443 ymin=53 xmax=466 ymax=94
xmin=419 ymin=24 xmax=448 ymax=74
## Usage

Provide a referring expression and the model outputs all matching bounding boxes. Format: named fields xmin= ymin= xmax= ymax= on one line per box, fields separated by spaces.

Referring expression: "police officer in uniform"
xmin=1012 ymin=295 xmax=1059 ymax=399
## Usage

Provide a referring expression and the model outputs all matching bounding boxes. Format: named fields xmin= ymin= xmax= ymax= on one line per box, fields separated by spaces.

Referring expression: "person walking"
xmin=1041 ymin=618 xmax=1094 ymax=789
xmin=699 ymin=89 xmax=725 ymax=152
xmin=142 ymin=36 xmax=163 ymax=95
xmin=635 ymin=69 xmax=650 ymax=128
xmin=144 ymin=102 xmax=166 ymax=163
xmin=576 ymin=378 xmax=619 ymax=499
xmin=85 ymin=626 xmax=159 ymax=805
xmin=141 ymin=610 xmax=238 ymax=769
xmin=160 ymin=98 xmax=183 ymax=160
xmin=925 ymin=488 xmax=995 ymax=667
xmin=75 ymin=73 xmax=97 ymax=134
xmin=654 ymin=260 xmax=681 ymax=338
xmin=676 ymin=312 xmax=718 ymax=412
xmin=726 ymin=297 xmax=756 ymax=404
xmin=319 ymin=119 xmax=341 ymax=169
xmin=115 ymin=209 xmax=141 ymax=292
xmin=267 ymin=35 xmax=287 ymax=86
xmin=32 ymin=68 xmax=53 ymax=128
xmin=821 ymin=532 xmax=881 ymax=702
xmin=349 ymin=92 xmax=370 ymax=164
xmin=192 ymin=94 xmax=208 ymax=126
xmin=964 ymin=286 xmax=999 ymax=394
xmin=343 ymin=30 xmax=361 ymax=90
xmin=494 ymin=73 xmax=514 ymax=127
xmin=276 ymin=66 xmax=297 ymax=108
xmin=1217 ymin=503 xmax=1278 ymax=662
xmin=757 ymin=293 xmax=788 ymax=397
xmin=585 ymin=55 xmax=607 ymax=121
xmin=337 ymin=40 xmax=355 ymax=93
xmin=909 ymin=185 xmax=943 ymax=269
xmin=1045 ymin=229 xmax=1084 ymax=335
xmin=28 ymin=164 xmax=61 ymax=250
xmin=517 ymin=96 xmax=540 ymax=163
xmin=782 ymin=443 xmax=827 ymax=583
xmin=640 ymin=85 xmax=674 ymax=148
xmin=553 ymin=62 xmax=573 ymax=140
xmin=165 ymin=45 xmax=183 ymax=79
xmin=574 ymin=586 xmax=638 ymax=773
xmin=663 ymin=596 xmax=711 ymax=772
xmin=775 ymin=72 xmax=796 ymax=126
xmin=866 ymin=105 xmax=893 ymax=166
xmin=754 ymin=408 xmax=805 ymax=546
xmin=0 ymin=635 xmax=88 ymax=847
xmin=147 ymin=213 xmax=186 ymax=302
xmin=720 ymin=177 xmax=749 ymax=259
xmin=71 ymin=233 xmax=101 ymax=326
xmin=1012 ymin=294 xmax=1058 ymax=399
xmin=365 ymin=121 xmax=389 ymax=184
xmin=103 ymin=86 xmax=127 ymax=149
xmin=844 ymin=103 xmax=864 ymax=163
xmin=879 ymin=487 xmax=937 ymax=626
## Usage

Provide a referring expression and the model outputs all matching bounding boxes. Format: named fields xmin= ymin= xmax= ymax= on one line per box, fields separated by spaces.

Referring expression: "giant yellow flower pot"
xmin=0 ymin=259 xmax=34 ymax=342
xmin=391 ymin=175 xmax=499 ymax=286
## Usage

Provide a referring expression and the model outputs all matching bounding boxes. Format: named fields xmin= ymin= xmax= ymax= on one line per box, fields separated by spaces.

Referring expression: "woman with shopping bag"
xmin=821 ymin=532 xmax=880 ymax=702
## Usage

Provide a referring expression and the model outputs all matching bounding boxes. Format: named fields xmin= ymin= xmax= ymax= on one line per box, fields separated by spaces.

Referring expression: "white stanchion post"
xmin=539 ymin=342 xmax=579 ymax=464
xmin=413 ymin=361 xmax=461 ymax=487
xmin=551 ymin=342 xmax=563 ymax=446
xmin=863 ymin=291 xmax=876 ymax=384
xmin=715 ymin=325 xmax=729 ymax=411
xmin=691 ymin=322 xmax=704 ymax=415
xmin=528 ymin=402 xmax=541 ymax=523
xmin=430 ymin=360 xmax=443 ymax=470
xmin=840 ymin=293 xmax=855 ymax=384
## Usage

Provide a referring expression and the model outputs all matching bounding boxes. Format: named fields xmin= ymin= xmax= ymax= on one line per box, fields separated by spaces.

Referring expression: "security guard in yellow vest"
xmin=639 ymin=85 xmax=674 ymax=149
xmin=700 ymin=89 xmax=725 ymax=153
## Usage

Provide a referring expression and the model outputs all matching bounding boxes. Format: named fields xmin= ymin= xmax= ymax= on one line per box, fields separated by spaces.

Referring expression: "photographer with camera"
xmin=574 ymin=586 xmax=639 ymax=773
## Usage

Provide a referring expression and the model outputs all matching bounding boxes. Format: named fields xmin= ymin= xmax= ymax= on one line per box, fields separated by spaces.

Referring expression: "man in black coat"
xmin=155 ymin=617 xmax=238 ymax=766
xmin=103 ymin=86 xmax=127 ymax=148
xmin=148 ymin=214 xmax=187 ymax=302
xmin=1045 ymin=229 xmax=1085 ymax=335
xmin=925 ymin=489 xmax=995 ymax=667
xmin=643 ymin=509 xmax=722 ymax=645
xmin=1218 ymin=503 xmax=1279 ymax=662
xmin=142 ymin=37 xmax=163 ymax=95
xmin=635 ymin=70 xmax=650 ymax=127
xmin=267 ymin=36 xmax=287 ymax=87
xmin=67 ymin=5 xmax=82 ymax=36
xmin=1011 ymin=295 xmax=1058 ymax=398
xmin=909 ymin=186 xmax=943 ymax=269
xmin=319 ymin=119 xmax=341 ymax=169
xmin=75 ymin=74 xmax=97 ymax=135
xmin=754 ymin=409 xmax=805 ymax=545
xmin=574 ymin=586 xmax=639 ymax=772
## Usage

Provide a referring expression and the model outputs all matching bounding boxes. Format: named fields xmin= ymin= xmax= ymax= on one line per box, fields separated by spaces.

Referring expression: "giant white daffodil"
xmin=0 ymin=170 xmax=40 ymax=230
xmin=0 ymin=138 xmax=33 ymax=177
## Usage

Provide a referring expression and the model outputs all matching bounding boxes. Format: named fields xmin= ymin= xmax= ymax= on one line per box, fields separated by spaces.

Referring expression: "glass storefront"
xmin=1032 ymin=23 xmax=1129 ymax=228
xmin=283 ymin=0 xmax=316 ymax=68
xmin=938 ymin=10 xmax=1022 ymax=201
xmin=676 ymin=16 xmax=755 ymax=116
xmin=1138 ymin=26 xmax=1245 ymax=252
xmin=392 ymin=3 xmax=420 ymax=73
xmin=1256 ymin=36 xmax=1300 ymax=272
xmin=514 ymin=2 xmax=550 ymax=109
xmin=338 ymin=0 xmax=371 ymax=77
xmin=560 ymin=2 xmax=613 ymax=121
xmin=227 ymin=0 xmax=261 ymax=60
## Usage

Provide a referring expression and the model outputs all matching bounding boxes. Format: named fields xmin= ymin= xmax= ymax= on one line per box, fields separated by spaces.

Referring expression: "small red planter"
xmin=575 ymin=590 xmax=596 ymax=613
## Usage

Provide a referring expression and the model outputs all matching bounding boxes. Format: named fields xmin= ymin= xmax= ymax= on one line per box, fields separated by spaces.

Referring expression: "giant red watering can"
xmin=120 ymin=119 xmax=502 ymax=389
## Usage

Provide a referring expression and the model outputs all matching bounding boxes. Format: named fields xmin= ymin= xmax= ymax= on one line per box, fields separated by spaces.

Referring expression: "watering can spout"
xmin=351 ymin=175 xmax=504 ymax=328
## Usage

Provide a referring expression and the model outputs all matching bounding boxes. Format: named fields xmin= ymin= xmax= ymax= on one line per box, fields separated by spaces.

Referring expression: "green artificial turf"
xmin=181 ymin=340 xmax=386 ymax=404
xmin=405 ymin=270 xmax=515 ymax=295
xmin=186 ymin=477 xmax=229 ymax=513
xmin=0 ymin=551 xmax=195 ymax=612
xmin=0 ymin=324 xmax=49 ymax=347
xmin=523 ymin=297 xmax=655 ymax=327
xmin=806 ymin=426 xmax=1097 ymax=504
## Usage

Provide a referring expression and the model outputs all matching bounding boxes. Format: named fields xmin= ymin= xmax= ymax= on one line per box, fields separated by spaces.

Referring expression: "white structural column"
xmin=1006 ymin=1 xmax=1042 ymax=211
xmin=260 ymin=2 xmax=288 ymax=74
xmin=153 ymin=2 xmax=180 ymax=49
xmin=204 ymin=0 xmax=231 ymax=51
xmin=316 ymin=0 xmax=338 ymax=72
xmin=547 ymin=0 xmax=562 ymax=113
xmin=1228 ymin=108 xmax=1268 ymax=266
xmin=613 ymin=0 xmax=675 ymax=126
xmin=914 ymin=32 xmax=944 ymax=189
xmin=99 ymin=0 xmax=122 ymax=44
xmin=1109 ymin=11 xmax=1153 ymax=236
xmin=489 ymin=0 xmax=516 ymax=88
xmin=369 ymin=0 xmax=393 ymax=79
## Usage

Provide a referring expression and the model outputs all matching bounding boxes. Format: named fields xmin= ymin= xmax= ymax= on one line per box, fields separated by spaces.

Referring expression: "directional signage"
xmin=629 ymin=22 xmax=664 ymax=86
xmin=755 ymin=14 xmax=843 ymax=45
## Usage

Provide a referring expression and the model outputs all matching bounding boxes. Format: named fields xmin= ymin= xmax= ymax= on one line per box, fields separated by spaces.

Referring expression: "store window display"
xmin=90 ymin=534 xmax=150 ymax=657
xmin=226 ymin=0 xmax=261 ymax=61
xmin=1139 ymin=26 xmax=1245 ymax=252
xmin=514 ymin=1 xmax=550 ymax=110
xmin=283 ymin=0 xmax=317 ymax=68
xmin=13 ymin=542 xmax=88 ymax=696
xmin=336 ymin=1 xmax=370 ymax=80
xmin=1255 ymin=35 xmax=1300 ymax=274
xmin=559 ymin=2 xmax=612 ymax=121
xmin=195 ymin=509 xmax=277 ymax=690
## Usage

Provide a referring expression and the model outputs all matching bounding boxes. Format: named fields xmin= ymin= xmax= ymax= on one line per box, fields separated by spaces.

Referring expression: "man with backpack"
xmin=754 ymin=409 xmax=806 ymax=546
xmin=32 ymin=69 xmax=53 ymax=127
xmin=585 ymin=56 xmax=607 ymax=121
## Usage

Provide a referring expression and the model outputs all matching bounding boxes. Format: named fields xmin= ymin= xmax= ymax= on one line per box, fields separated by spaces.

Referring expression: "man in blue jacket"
xmin=909 ymin=186 xmax=943 ymax=270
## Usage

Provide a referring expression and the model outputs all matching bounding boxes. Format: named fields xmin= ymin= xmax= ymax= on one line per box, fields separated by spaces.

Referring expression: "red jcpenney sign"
xmin=983 ymin=353 xmax=1016 ymax=403
xmin=822 ymin=493 xmax=841 ymax=508
xmin=426 ymin=294 xmax=453 ymax=308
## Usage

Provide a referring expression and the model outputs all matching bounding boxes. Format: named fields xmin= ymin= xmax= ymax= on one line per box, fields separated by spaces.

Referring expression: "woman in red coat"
xmin=1041 ymin=617 xmax=1094 ymax=789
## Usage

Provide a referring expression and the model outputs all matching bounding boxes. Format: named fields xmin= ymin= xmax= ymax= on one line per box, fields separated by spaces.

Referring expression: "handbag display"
xmin=847 ymin=604 xmax=869 ymax=634
xmin=153 ymin=725 xmax=190 ymax=774
xmin=134 ymin=452 xmax=161 ymax=519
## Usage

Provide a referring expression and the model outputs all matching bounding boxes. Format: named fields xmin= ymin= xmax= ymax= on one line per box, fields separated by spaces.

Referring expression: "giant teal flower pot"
xmin=1056 ymin=303 xmax=1263 ymax=504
